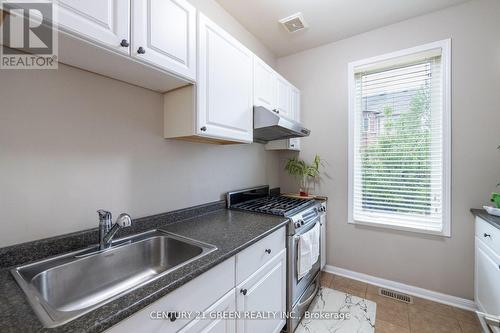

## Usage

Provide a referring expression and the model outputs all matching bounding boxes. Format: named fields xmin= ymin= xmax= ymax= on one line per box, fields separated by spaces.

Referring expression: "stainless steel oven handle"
xmin=297 ymin=279 xmax=319 ymax=309
xmin=293 ymin=220 xmax=320 ymax=240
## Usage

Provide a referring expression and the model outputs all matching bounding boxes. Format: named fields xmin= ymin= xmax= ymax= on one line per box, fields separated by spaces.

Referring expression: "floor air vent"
xmin=378 ymin=288 xmax=413 ymax=304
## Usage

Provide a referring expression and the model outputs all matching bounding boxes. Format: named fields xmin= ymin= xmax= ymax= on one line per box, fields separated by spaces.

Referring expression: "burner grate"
xmin=232 ymin=196 xmax=313 ymax=216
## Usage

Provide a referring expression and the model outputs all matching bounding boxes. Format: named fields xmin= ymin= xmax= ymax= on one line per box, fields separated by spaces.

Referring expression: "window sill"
xmin=348 ymin=218 xmax=450 ymax=237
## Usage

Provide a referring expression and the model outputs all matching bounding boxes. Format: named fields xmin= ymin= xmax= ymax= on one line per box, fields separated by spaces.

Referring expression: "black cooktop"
xmin=231 ymin=195 xmax=314 ymax=216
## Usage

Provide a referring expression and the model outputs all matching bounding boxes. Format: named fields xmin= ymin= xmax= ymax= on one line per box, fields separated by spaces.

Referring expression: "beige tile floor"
xmin=320 ymin=272 xmax=483 ymax=333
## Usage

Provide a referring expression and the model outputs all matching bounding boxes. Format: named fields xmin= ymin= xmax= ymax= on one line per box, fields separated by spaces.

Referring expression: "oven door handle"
xmin=297 ymin=279 xmax=319 ymax=309
xmin=293 ymin=220 xmax=320 ymax=240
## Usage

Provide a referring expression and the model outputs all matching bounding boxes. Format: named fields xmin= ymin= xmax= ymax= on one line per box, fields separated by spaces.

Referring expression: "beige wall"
xmin=277 ymin=0 xmax=500 ymax=299
xmin=0 ymin=0 xmax=278 ymax=247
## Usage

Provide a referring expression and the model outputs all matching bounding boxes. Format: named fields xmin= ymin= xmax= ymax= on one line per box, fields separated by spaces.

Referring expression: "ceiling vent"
xmin=279 ymin=12 xmax=308 ymax=33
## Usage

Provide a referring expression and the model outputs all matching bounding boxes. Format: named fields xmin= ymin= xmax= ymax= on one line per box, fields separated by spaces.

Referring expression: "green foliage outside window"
xmin=361 ymin=88 xmax=432 ymax=215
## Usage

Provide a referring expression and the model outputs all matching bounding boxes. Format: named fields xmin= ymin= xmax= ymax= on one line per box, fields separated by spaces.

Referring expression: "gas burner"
xmin=231 ymin=195 xmax=314 ymax=217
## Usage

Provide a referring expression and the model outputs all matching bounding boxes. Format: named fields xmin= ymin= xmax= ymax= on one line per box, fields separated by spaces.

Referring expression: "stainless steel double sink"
xmin=11 ymin=229 xmax=217 ymax=328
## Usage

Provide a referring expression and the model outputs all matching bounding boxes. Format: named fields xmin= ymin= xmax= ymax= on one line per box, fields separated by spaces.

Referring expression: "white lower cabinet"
xmin=106 ymin=227 xmax=286 ymax=333
xmin=475 ymin=217 xmax=500 ymax=332
xmin=476 ymin=240 xmax=500 ymax=315
xmin=236 ymin=249 xmax=286 ymax=333
xmin=179 ymin=289 xmax=236 ymax=333
xmin=105 ymin=257 xmax=235 ymax=333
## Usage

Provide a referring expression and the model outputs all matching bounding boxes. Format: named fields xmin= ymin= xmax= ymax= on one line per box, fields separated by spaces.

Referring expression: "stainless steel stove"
xmin=227 ymin=185 xmax=321 ymax=333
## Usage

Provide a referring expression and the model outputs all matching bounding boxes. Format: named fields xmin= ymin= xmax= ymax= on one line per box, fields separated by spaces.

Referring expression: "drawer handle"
xmin=484 ymin=233 xmax=492 ymax=238
xmin=265 ymin=248 xmax=272 ymax=254
xmin=240 ymin=289 xmax=247 ymax=296
xmin=167 ymin=312 xmax=178 ymax=322
xmin=137 ymin=46 xmax=146 ymax=54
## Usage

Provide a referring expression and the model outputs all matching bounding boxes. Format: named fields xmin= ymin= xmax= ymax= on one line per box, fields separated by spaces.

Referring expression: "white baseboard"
xmin=323 ymin=265 xmax=476 ymax=311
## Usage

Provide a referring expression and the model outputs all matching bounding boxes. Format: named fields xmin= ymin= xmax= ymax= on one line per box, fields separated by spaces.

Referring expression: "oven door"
xmin=288 ymin=219 xmax=321 ymax=306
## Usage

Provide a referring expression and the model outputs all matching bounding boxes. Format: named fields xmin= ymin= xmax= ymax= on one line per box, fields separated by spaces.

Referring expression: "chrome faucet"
xmin=97 ymin=210 xmax=132 ymax=250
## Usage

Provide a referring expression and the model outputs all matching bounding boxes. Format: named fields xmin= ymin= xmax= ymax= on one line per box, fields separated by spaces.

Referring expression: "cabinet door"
xmin=476 ymin=239 xmax=500 ymax=316
xmin=132 ymin=0 xmax=196 ymax=80
xmin=276 ymin=76 xmax=292 ymax=119
xmin=236 ymin=250 xmax=286 ymax=333
xmin=105 ymin=258 xmax=235 ymax=333
xmin=197 ymin=13 xmax=253 ymax=143
xmin=56 ymin=0 xmax=130 ymax=53
xmin=179 ymin=289 xmax=236 ymax=333
xmin=290 ymin=86 xmax=300 ymax=121
xmin=253 ymin=57 xmax=277 ymax=110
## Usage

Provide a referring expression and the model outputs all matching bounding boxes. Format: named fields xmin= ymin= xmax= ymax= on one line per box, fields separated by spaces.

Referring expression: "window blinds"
xmin=351 ymin=51 xmax=446 ymax=233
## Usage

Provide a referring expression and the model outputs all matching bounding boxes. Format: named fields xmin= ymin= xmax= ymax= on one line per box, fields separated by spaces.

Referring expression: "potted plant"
xmin=284 ymin=155 xmax=323 ymax=196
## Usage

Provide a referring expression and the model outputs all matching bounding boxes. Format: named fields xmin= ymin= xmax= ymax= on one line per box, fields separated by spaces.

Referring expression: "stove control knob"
xmin=300 ymin=220 xmax=305 ymax=226
xmin=295 ymin=222 xmax=301 ymax=228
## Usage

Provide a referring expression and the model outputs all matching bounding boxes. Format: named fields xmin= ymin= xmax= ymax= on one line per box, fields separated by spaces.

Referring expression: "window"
xmin=348 ymin=40 xmax=451 ymax=236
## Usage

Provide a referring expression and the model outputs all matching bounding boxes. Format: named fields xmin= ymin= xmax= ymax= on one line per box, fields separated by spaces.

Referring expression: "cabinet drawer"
xmin=105 ymin=257 xmax=235 ymax=333
xmin=476 ymin=217 xmax=500 ymax=256
xmin=236 ymin=227 xmax=285 ymax=284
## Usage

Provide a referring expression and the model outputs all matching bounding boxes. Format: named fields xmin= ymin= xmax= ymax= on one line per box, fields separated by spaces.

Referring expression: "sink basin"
xmin=11 ymin=229 xmax=217 ymax=327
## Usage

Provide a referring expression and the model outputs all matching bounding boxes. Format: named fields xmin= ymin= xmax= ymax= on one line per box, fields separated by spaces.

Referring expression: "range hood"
xmin=253 ymin=106 xmax=310 ymax=143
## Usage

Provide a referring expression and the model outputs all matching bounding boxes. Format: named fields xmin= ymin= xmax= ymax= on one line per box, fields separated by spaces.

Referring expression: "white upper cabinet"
xmin=290 ymin=85 xmax=301 ymax=121
xmin=197 ymin=13 xmax=253 ymax=143
xmin=55 ymin=0 xmax=130 ymax=54
xmin=276 ymin=75 xmax=293 ymax=119
xmin=253 ymin=57 xmax=277 ymax=110
xmin=132 ymin=0 xmax=196 ymax=80
xmin=288 ymin=86 xmax=301 ymax=150
xmin=264 ymin=82 xmax=302 ymax=151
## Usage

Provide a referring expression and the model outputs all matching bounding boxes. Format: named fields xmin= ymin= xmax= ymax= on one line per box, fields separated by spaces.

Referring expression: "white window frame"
xmin=347 ymin=39 xmax=451 ymax=237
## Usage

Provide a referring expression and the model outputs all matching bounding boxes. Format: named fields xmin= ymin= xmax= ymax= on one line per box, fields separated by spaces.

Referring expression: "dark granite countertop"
xmin=0 ymin=202 xmax=287 ymax=333
xmin=471 ymin=208 xmax=500 ymax=230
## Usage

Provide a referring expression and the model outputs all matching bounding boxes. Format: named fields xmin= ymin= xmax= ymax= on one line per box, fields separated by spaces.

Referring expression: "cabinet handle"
xmin=484 ymin=233 xmax=491 ymax=238
xmin=240 ymin=289 xmax=247 ymax=295
xmin=137 ymin=47 xmax=146 ymax=54
xmin=200 ymin=126 xmax=207 ymax=132
xmin=120 ymin=39 xmax=129 ymax=47
xmin=265 ymin=248 xmax=272 ymax=254
xmin=273 ymin=109 xmax=280 ymax=114
xmin=167 ymin=312 xmax=178 ymax=322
